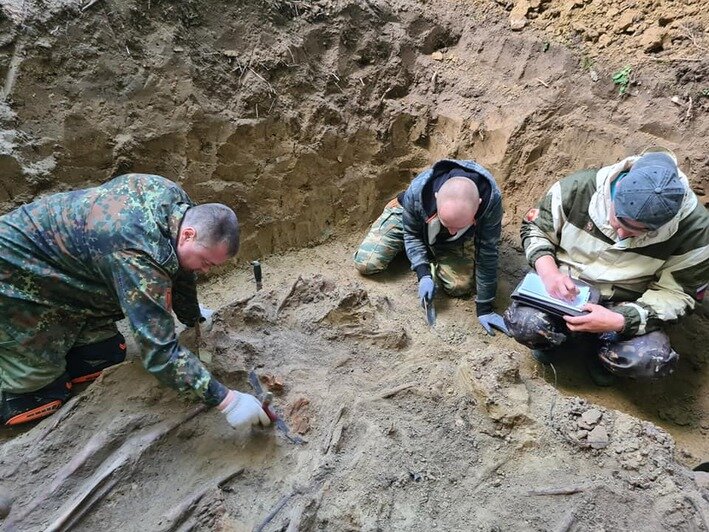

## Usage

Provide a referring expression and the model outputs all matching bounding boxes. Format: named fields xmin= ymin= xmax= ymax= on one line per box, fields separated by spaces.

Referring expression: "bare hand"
xmin=563 ymin=304 xmax=625 ymax=333
xmin=541 ymin=272 xmax=579 ymax=302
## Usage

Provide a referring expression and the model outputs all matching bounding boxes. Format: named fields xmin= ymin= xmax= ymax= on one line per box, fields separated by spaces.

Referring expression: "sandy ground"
xmin=0 ymin=0 xmax=708 ymax=529
xmin=1 ymin=234 xmax=708 ymax=530
xmin=199 ymin=234 xmax=709 ymax=462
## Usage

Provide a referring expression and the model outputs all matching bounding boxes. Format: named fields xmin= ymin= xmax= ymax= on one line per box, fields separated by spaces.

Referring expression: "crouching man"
xmin=0 ymin=173 xmax=269 ymax=430
xmin=504 ymin=152 xmax=708 ymax=384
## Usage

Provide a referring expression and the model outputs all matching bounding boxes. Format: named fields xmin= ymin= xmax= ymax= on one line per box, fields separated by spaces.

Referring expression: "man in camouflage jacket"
xmin=504 ymin=152 xmax=709 ymax=383
xmin=0 ymin=173 xmax=269 ymax=429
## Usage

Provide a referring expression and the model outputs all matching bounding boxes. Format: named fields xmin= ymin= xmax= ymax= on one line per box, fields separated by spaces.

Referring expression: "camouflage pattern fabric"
xmin=504 ymin=302 xmax=677 ymax=379
xmin=399 ymin=159 xmax=503 ymax=306
xmin=431 ymin=239 xmax=476 ymax=297
xmin=354 ymin=198 xmax=476 ymax=296
xmin=353 ymin=198 xmax=405 ymax=275
xmin=520 ymin=160 xmax=709 ymax=337
xmin=503 ymin=301 xmax=569 ymax=349
xmin=73 ymin=318 xmax=121 ymax=347
xmin=0 ymin=309 xmax=75 ymax=394
xmin=598 ymin=330 xmax=678 ymax=379
xmin=0 ymin=174 xmax=227 ymax=405
xmin=0 ymin=309 xmax=119 ymax=393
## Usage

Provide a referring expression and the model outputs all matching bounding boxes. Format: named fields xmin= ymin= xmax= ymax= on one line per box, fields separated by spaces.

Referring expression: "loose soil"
xmin=0 ymin=0 xmax=708 ymax=530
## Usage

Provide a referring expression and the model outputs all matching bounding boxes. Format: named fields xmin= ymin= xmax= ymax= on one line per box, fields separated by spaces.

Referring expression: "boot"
xmin=531 ymin=345 xmax=565 ymax=365
xmin=532 ymin=348 xmax=557 ymax=365
xmin=586 ymin=353 xmax=616 ymax=387
xmin=65 ymin=333 xmax=127 ymax=385
xmin=1 ymin=374 xmax=72 ymax=426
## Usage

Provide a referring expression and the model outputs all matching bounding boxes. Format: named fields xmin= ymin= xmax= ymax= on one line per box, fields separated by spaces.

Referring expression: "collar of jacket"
xmin=589 ymin=154 xmax=697 ymax=247
xmin=426 ymin=215 xmax=473 ymax=245
xmin=169 ymin=202 xmax=193 ymax=249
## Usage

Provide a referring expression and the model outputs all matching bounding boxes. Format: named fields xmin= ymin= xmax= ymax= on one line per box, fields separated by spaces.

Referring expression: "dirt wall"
xmin=1 ymin=1 xmax=708 ymax=530
xmin=1 ymin=0 xmax=707 ymax=261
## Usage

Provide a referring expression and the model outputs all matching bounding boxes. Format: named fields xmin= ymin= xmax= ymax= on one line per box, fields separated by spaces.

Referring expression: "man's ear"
xmin=179 ymin=226 xmax=197 ymax=243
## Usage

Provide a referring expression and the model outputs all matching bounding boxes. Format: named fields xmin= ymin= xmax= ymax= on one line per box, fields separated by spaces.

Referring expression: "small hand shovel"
xmin=423 ymin=298 xmax=436 ymax=328
xmin=247 ymin=370 xmax=305 ymax=445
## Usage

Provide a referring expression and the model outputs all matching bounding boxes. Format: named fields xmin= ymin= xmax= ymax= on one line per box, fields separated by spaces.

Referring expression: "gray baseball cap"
xmin=613 ymin=153 xmax=685 ymax=230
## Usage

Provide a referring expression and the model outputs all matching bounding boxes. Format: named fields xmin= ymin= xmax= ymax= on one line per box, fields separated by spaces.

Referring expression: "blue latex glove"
xmin=418 ymin=276 xmax=435 ymax=307
xmin=478 ymin=313 xmax=511 ymax=336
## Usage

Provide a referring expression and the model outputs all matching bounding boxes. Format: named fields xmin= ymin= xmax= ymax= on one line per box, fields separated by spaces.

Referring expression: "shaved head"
xmin=435 ymin=177 xmax=481 ymax=234
xmin=182 ymin=203 xmax=240 ymax=256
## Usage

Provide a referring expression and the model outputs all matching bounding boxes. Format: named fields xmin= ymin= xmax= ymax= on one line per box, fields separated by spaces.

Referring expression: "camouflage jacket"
xmin=0 ymin=174 xmax=228 ymax=405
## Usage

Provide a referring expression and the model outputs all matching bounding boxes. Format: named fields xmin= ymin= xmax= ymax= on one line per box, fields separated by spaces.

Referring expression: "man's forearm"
xmin=534 ymin=255 xmax=560 ymax=278
xmin=142 ymin=341 xmax=228 ymax=406
xmin=403 ymin=232 xmax=431 ymax=280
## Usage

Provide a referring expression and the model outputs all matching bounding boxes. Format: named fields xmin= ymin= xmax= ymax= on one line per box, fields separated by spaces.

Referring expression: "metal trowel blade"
xmin=423 ymin=299 xmax=436 ymax=327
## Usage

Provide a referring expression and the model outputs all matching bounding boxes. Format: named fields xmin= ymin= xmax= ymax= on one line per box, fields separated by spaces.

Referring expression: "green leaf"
xmin=611 ymin=66 xmax=632 ymax=95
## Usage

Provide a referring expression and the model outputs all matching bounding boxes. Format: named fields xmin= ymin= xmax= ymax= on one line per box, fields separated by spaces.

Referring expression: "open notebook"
xmin=511 ymin=272 xmax=591 ymax=317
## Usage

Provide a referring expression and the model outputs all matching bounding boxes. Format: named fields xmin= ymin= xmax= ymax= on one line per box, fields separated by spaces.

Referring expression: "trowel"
xmin=247 ymin=370 xmax=305 ymax=445
xmin=423 ymin=298 xmax=436 ymax=328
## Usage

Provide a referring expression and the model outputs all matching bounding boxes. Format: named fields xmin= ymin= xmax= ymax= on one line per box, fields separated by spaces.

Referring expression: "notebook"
xmin=511 ymin=272 xmax=592 ymax=317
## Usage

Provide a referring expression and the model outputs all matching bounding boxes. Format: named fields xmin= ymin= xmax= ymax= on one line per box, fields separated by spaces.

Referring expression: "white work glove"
xmin=218 ymin=390 xmax=271 ymax=430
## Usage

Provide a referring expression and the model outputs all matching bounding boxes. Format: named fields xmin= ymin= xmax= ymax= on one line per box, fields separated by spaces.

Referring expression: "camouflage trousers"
xmin=353 ymin=198 xmax=476 ymax=296
xmin=503 ymin=302 xmax=679 ymax=379
xmin=0 ymin=297 xmax=120 ymax=393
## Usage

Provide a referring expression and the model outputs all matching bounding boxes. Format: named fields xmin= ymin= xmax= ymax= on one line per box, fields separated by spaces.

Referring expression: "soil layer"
xmin=0 ymin=0 xmax=708 ymax=530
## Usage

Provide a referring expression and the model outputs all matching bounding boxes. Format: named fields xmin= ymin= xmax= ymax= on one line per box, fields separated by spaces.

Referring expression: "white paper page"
xmin=518 ymin=272 xmax=590 ymax=309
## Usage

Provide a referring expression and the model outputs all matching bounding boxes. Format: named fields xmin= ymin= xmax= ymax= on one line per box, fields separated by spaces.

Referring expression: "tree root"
xmin=554 ymin=507 xmax=577 ymax=532
xmin=527 ymin=486 xmax=586 ymax=496
xmin=376 ymin=382 xmax=417 ymax=399
xmin=275 ymin=276 xmax=303 ymax=316
xmin=253 ymin=492 xmax=296 ymax=532
xmin=322 ymin=405 xmax=346 ymax=455
xmin=158 ymin=468 xmax=245 ymax=532
xmin=6 ymin=404 xmax=207 ymax=531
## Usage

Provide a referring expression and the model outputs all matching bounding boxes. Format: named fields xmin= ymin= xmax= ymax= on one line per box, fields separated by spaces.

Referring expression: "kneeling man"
xmin=354 ymin=159 xmax=509 ymax=336
xmin=0 ymin=174 xmax=269 ymax=430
